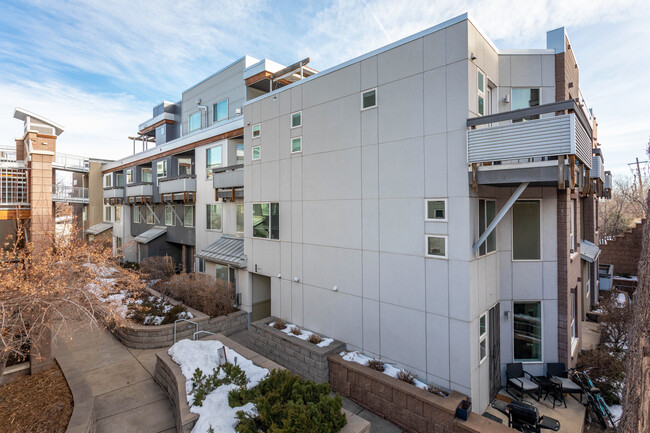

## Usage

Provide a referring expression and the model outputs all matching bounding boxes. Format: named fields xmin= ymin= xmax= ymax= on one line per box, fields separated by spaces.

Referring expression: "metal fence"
xmin=52 ymin=185 xmax=89 ymax=203
xmin=0 ymin=166 xmax=29 ymax=208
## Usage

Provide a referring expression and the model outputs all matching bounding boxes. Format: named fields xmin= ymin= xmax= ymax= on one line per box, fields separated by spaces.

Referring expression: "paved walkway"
xmin=53 ymin=322 xmax=175 ymax=433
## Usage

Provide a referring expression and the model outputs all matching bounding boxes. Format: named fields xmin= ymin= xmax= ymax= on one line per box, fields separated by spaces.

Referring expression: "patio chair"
xmin=546 ymin=362 xmax=583 ymax=405
xmin=506 ymin=362 xmax=541 ymax=401
xmin=508 ymin=400 xmax=561 ymax=432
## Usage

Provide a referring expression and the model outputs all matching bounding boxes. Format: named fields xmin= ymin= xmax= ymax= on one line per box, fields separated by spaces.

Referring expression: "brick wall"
xmin=600 ymin=219 xmax=645 ymax=276
xmin=555 ymin=35 xmax=580 ymax=102
xmin=248 ymin=317 xmax=345 ymax=383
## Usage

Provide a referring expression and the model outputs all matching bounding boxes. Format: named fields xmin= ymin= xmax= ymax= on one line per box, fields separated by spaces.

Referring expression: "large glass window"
xmin=513 ymin=301 xmax=542 ymax=362
xmin=426 ymin=199 xmax=446 ymax=220
xmin=512 ymin=88 xmax=540 ymax=121
xmin=236 ymin=204 xmax=244 ymax=234
xmin=512 ymin=200 xmax=541 ymax=260
xmin=213 ymin=99 xmax=228 ymax=123
xmin=425 ymin=235 xmax=447 ymax=258
xmin=253 ymin=203 xmax=279 ymax=239
xmin=142 ymin=168 xmax=153 ymax=183
xmin=178 ymin=157 xmax=192 ymax=176
xmin=189 ymin=111 xmax=201 ymax=132
xmin=165 ymin=205 xmax=174 ymax=226
xmin=479 ymin=199 xmax=497 ymax=256
xmin=184 ymin=205 xmax=194 ymax=228
xmin=206 ymin=204 xmax=223 ymax=231
xmin=156 ymin=160 xmax=167 ymax=178
xmin=133 ymin=205 xmax=140 ymax=223
xmin=206 ymin=146 xmax=222 ymax=179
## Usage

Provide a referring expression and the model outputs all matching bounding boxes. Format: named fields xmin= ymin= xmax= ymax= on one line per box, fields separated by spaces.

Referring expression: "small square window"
xmin=426 ymin=199 xmax=446 ymax=220
xmin=291 ymin=112 xmax=302 ymax=128
xmin=425 ymin=235 xmax=447 ymax=258
xmin=291 ymin=137 xmax=302 ymax=153
xmin=361 ymin=89 xmax=376 ymax=110
xmin=252 ymin=124 xmax=261 ymax=138
xmin=252 ymin=146 xmax=261 ymax=161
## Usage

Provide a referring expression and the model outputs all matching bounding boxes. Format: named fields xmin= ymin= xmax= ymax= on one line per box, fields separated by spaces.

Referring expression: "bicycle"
xmin=568 ymin=368 xmax=618 ymax=430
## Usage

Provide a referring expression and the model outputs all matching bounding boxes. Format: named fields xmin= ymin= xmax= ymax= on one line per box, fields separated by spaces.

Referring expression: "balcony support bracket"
xmin=472 ymin=182 xmax=529 ymax=254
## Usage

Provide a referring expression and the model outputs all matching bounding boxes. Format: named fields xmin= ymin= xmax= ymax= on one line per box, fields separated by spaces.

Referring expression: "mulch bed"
xmin=0 ymin=362 xmax=73 ymax=433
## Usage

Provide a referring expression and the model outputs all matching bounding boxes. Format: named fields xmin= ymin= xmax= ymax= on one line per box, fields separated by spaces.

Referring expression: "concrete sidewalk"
xmin=53 ymin=322 xmax=175 ymax=433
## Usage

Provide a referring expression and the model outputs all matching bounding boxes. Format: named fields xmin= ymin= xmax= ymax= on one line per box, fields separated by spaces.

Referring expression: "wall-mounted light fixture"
xmin=293 ymin=277 xmax=300 ymax=282
xmin=503 ymin=94 xmax=510 ymax=103
xmin=277 ymin=273 xmax=282 ymax=278
xmin=332 ymin=285 xmax=339 ymax=292
xmin=470 ymin=52 xmax=477 ymax=60
xmin=272 ymin=95 xmax=277 ymax=101
xmin=504 ymin=310 xmax=510 ymax=319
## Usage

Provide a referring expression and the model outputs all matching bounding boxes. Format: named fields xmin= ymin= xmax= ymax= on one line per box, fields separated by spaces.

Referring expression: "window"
xmin=207 ymin=204 xmax=223 ymax=231
xmin=513 ymin=301 xmax=542 ymax=362
xmin=236 ymin=204 xmax=244 ymax=234
xmin=570 ymin=290 xmax=577 ymax=349
xmin=133 ymin=205 xmax=140 ymax=223
xmin=103 ymin=174 xmax=112 ymax=188
xmin=291 ymin=112 xmax=302 ymax=128
xmin=425 ymin=199 xmax=446 ymax=221
xmin=206 ymin=146 xmax=222 ymax=179
xmin=570 ymin=200 xmax=576 ymax=253
xmin=478 ymin=199 xmax=497 ymax=256
xmin=479 ymin=313 xmax=488 ymax=364
xmin=189 ymin=111 xmax=201 ymax=132
xmin=184 ymin=205 xmax=194 ymax=228
xmin=361 ymin=89 xmax=376 ymax=110
xmin=165 ymin=205 xmax=175 ymax=226
xmin=198 ymin=258 xmax=205 ymax=273
xmin=291 ymin=137 xmax=302 ymax=153
xmin=156 ymin=160 xmax=167 ymax=178
xmin=115 ymin=236 xmax=122 ymax=251
xmin=178 ymin=157 xmax=192 ymax=176
xmin=477 ymin=71 xmax=485 ymax=116
xmin=82 ymin=207 xmax=88 ymax=221
xmin=157 ymin=125 xmax=165 ymax=136
xmin=145 ymin=206 xmax=154 ymax=224
xmin=215 ymin=264 xmax=229 ymax=283
xmin=425 ymin=235 xmax=447 ymax=258
xmin=253 ymin=203 xmax=279 ymax=239
xmin=104 ymin=205 xmax=112 ymax=222
xmin=213 ymin=99 xmax=228 ymax=123
xmin=512 ymin=200 xmax=541 ymax=260
xmin=252 ymin=124 xmax=261 ymax=138
xmin=115 ymin=173 xmax=124 ymax=187
xmin=512 ymin=88 xmax=540 ymax=121
xmin=142 ymin=168 xmax=153 ymax=183
xmin=252 ymin=146 xmax=261 ymax=161
xmin=126 ymin=169 xmax=133 ymax=184
xmin=236 ymin=143 xmax=244 ymax=165
xmin=115 ymin=205 xmax=121 ymax=223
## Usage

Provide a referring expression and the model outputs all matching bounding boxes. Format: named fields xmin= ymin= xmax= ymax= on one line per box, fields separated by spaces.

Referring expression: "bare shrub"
xmin=366 ymin=359 xmax=385 ymax=372
xmin=396 ymin=369 xmax=415 ymax=384
xmin=140 ymin=256 xmax=175 ymax=280
xmin=577 ymin=347 xmax=625 ymax=405
xmin=272 ymin=318 xmax=287 ymax=330
xmin=427 ymin=383 xmax=449 ymax=397
xmin=165 ymin=273 xmax=235 ymax=317
xmin=308 ymin=334 xmax=322 ymax=345
xmin=598 ymin=292 xmax=631 ymax=354
xmin=290 ymin=326 xmax=302 ymax=336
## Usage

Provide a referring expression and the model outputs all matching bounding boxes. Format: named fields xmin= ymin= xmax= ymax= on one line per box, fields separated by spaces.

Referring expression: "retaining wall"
xmin=58 ymin=357 xmax=96 ymax=433
xmin=249 ymin=317 xmax=346 ymax=383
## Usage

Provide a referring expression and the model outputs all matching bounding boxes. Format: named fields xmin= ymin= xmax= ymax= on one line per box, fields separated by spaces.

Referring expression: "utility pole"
xmin=636 ymin=157 xmax=643 ymax=193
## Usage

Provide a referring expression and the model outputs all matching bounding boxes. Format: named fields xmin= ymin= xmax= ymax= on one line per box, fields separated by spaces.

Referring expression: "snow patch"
xmin=342 ymin=351 xmax=429 ymax=391
xmin=268 ymin=322 xmax=334 ymax=347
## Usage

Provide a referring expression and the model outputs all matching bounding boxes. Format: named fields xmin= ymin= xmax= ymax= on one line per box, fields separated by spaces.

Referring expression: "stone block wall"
xmin=154 ymin=350 xmax=198 ymax=433
xmin=248 ymin=317 xmax=345 ymax=383
xmin=600 ymin=219 xmax=645 ymax=276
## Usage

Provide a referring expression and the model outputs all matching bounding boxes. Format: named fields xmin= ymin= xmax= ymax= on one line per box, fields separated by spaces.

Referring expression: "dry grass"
xmin=290 ymin=326 xmax=302 ymax=336
xmin=163 ymin=273 xmax=236 ymax=317
xmin=0 ymin=362 xmax=72 ymax=433
xmin=308 ymin=333 xmax=323 ymax=344
xmin=427 ymin=383 xmax=449 ymax=397
xmin=396 ymin=369 xmax=415 ymax=384
xmin=272 ymin=318 xmax=287 ymax=330
xmin=140 ymin=256 xmax=175 ymax=280
xmin=366 ymin=359 xmax=385 ymax=372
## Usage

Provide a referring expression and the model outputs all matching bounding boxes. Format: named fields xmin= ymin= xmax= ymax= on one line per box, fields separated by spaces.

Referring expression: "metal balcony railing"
xmin=52 ymin=185 xmax=89 ymax=203
xmin=212 ymin=164 xmax=244 ymax=189
xmin=103 ymin=186 xmax=124 ymax=199
xmin=53 ymin=153 xmax=90 ymax=172
xmin=126 ymin=183 xmax=153 ymax=197
xmin=159 ymin=175 xmax=196 ymax=194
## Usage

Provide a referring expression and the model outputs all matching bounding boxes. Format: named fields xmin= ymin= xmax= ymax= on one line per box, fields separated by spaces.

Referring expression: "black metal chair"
xmin=492 ymin=400 xmax=561 ymax=433
xmin=506 ymin=362 xmax=541 ymax=401
xmin=546 ymin=362 xmax=583 ymax=405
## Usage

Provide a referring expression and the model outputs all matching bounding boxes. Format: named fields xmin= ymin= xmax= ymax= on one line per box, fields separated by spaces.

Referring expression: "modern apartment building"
xmin=101 ymin=13 xmax=611 ymax=413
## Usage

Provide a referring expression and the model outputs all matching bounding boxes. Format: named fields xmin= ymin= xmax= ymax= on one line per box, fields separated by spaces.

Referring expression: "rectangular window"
xmin=479 ymin=313 xmax=488 ymax=364
xmin=236 ymin=143 xmax=244 ymax=165
xmin=213 ymin=99 xmax=228 ymax=123
xmin=145 ymin=206 xmax=154 ymax=224
xmin=206 ymin=146 xmax=222 ymax=179
xmin=512 ymin=200 xmax=541 ymax=260
xmin=104 ymin=205 xmax=112 ymax=222
xmin=142 ymin=168 xmax=152 ymax=183
xmin=206 ymin=204 xmax=223 ymax=231
xmin=103 ymin=174 xmax=112 ymax=188
xmin=156 ymin=160 xmax=167 ymax=178
xmin=133 ymin=205 xmax=140 ymax=223
xmin=252 ymin=146 xmax=261 ymax=161
xmin=513 ymin=301 xmax=542 ymax=362
xmin=82 ymin=207 xmax=88 ymax=221
xmin=189 ymin=111 xmax=201 ymax=132
xmin=198 ymin=258 xmax=205 ymax=273
xmin=291 ymin=137 xmax=302 ymax=153
xmin=570 ymin=200 xmax=576 ymax=253
xmin=126 ymin=169 xmax=133 ymax=184
xmin=253 ymin=203 xmax=279 ymax=239
xmin=477 ymin=71 xmax=485 ymax=116
xmin=291 ymin=111 xmax=302 ymax=128
xmin=361 ymin=89 xmax=377 ymax=110
xmin=512 ymin=88 xmax=540 ymax=121
xmin=236 ymin=204 xmax=244 ymax=234
xmin=184 ymin=205 xmax=194 ymax=228
xmin=425 ymin=199 xmax=446 ymax=221
xmin=178 ymin=157 xmax=192 ymax=176
xmin=115 ymin=205 xmax=121 ymax=223
xmin=215 ymin=264 xmax=229 ymax=283
xmin=478 ymin=199 xmax=497 ymax=256
xmin=165 ymin=205 xmax=174 ymax=226
xmin=252 ymin=124 xmax=261 ymax=138
xmin=571 ymin=290 xmax=577 ymax=344
xmin=425 ymin=235 xmax=447 ymax=259
xmin=115 ymin=173 xmax=124 ymax=187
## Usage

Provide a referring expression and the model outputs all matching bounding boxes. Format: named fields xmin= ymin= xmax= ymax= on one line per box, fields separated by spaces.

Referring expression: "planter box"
xmin=456 ymin=400 xmax=472 ymax=421
xmin=249 ymin=317 xmax=346 ymax=383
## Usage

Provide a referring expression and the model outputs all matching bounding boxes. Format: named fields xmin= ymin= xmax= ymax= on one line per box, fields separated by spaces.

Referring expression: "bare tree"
xmin=599 ymin=175 xmax=647 ymax=240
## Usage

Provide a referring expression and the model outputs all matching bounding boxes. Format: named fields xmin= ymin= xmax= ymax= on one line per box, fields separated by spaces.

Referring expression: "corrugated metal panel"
xmin=86 ymin=222 xmax=113 ymax=235
xmin=580 ymin=239 xmax=600 ymax=263
xmin=159 ymin=177 xmax=196 ymax=194
xmin=213 ymin=169 xmax=244 ymax=189
xmin=196 ymin=235 xmax=246 ymax=268
xmin=574 ymin=119 xmax=592 ymax=169
xmin=591 ymin=155 xmax=604 ymax=180
xmin=467 ymin=115 xmax=574 ymax=164
xmin=604 ymin=172 xmax=612 ymax=189
xmin=134 ymin=226 xmax=167 ymax=244
xmin=126 ymin=184 xmax=153 ymax=197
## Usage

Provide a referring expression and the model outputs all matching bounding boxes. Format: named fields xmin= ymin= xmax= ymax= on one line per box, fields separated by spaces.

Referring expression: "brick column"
xmin=26 ymin=132 xmax=57 ymax=253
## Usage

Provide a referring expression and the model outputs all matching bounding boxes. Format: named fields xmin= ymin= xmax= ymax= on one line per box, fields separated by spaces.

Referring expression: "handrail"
xmin=212 ymin=164 xmax=243 ymax=174
xmin=173 ymin=319 xmax=199 ymax=344
xmin=193 ymin=330 xmax=216 ymax=341
xmin=159 ymin=174 xmax=196 ymax=182
xmin=467 ymin=99 xmax=592 ymax=138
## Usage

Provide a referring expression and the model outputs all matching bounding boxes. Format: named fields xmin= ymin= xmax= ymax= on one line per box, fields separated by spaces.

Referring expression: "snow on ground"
xmin=268 ymin=321 xmax=334 ymax=347
xmin=169 ymin=339 xmax=269 ymax=433
xmin=609 ymin=404 xmax=622 ymax=425
xmin=342 ymin=351 xmax=429 ymax=391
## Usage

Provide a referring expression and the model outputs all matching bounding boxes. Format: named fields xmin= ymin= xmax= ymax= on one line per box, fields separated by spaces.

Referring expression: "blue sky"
xmin=0 ymin=0 xmax=648 ymax=175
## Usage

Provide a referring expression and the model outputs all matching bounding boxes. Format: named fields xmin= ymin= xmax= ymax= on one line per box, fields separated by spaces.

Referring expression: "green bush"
xmin=190 ymin=363 xmax=248 ymax=407
xmin=229 ymin=369 xmax=346 ymax=433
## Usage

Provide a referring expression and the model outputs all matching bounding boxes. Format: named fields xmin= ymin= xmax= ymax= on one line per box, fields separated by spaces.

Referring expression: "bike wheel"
xmin=588 ymin=397 xmax=608 ymax=429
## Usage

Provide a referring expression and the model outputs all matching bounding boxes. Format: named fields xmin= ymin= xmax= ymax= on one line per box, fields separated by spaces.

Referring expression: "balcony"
xmin=590 ymin=149 xmax=604 ymax=182
xmin=213 ymin=164 xmax=243 ymax=189
xmin=103 ymin=186 xmax=124 ymax=204
xmin=126 ymin=183 xmax=153 ymax=203
xmin=159 ymin=176 xmax=196 ymax=202
xmin=53 ymin=153 xmax=89 ymax=172
xmin=467 ymin=100 xmax=593 ymax=189
xmin=53 ymin=185 xmax=89 ymax=204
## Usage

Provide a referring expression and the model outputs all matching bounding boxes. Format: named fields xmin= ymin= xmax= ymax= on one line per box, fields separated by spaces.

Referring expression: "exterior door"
xmin=489 ymin=303 xmax=501 ymax=400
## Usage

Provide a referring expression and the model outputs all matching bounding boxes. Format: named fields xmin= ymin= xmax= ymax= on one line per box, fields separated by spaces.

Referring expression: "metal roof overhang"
xmin=133 ymin=226 xmax=167 ymax=244
xmin=580 ymin=239 xmax=601 ymax=263
xmin=86 ymin=222 xmax=113 ymax=235
xmin=195 ymin=235 xmax=246 ymax=268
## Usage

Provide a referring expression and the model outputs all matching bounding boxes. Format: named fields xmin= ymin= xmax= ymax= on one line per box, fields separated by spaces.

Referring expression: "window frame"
xmin=126 ymin=169 xmax=134 ymax=184
xmin=103 ymin=174 xmax=112 ymax=188
xmin=236 ymin=203 xmax=244 ymax=234
xmin=184 ymin=205 xmax=194 ymax=228
xmin=189 ymin=111 xmax=201 ymax=132
xmin=206 ymin=145 xmax=223 ymax=179
xmin=251 ymin=123 xmax=261 ymax=138
xmin=512 ymin=199 xmax=542 ymax=262
xmin=141 ymin=168 xmax=153 ymax=183
xmin=115 ymin=205 xmax=121 ymax=223
xmin=290 ymin=111 xmax=302 ymax=128
xmin=512 ymin=301 xmax=543 ymax=363
xmin=206 ymin=203 xmax=223 ymax=231
xmin=104 ymin=205 xmax=112 ymax=222
xmin=165 ymin=204 xmax=175 ymax=226
xmin=479 ymin=312 xmax=488 ymax=365
xmin=478 ymin=199 xmax=497 ymax=257
xmin=570 ymin=199 xmax=576 ymax=254
xmin=213 ymin=98 xmax=228 ymax=123
xmin=425 ymin=234 xmax=448 ymax=259
xmin=156 ymin=160 xmax=167 ymax=179
xmin=115 ymin=173 xmax=124 ymax=187
xmin=291 ymin=136 xmax=302 ymax=154
xmin=477 ymin=70 xmax=485 ymax=116
xmin=133 ymin=205 xmax=140 ymax=223
xmin=361 ymin=88 xmax=377 ymax=111
xmin=178 ymin=157 xmax=192 ymax=177
xmin=252 ymin=202 xmax=279 ymax=240
xmin=236 ymin=142 xmax=244 ymax=165
xmin=198 ymin=258 xmax=205 ymax=273
xmin=252 ymin=146 xmax=261 ymax=161
xmin=145 ymin=206 xmax=154 ymax=224
xmin=425 ymin=199 xmax=447 ymax=222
